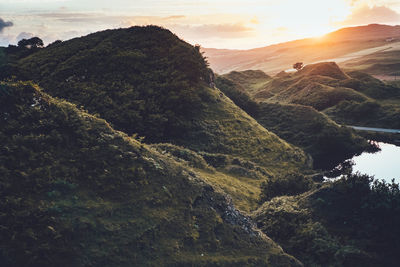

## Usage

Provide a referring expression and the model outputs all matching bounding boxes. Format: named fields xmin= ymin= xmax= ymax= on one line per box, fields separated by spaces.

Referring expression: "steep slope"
xmin=0 ymin=81 xmax=302 ymax=266
xmin=255 ymin=103 xmax=370 ymax=169
xmin=14 ymin=26 xmax=310 ymax=175
xmin=203 ymin=24 xmax=400 ymax=75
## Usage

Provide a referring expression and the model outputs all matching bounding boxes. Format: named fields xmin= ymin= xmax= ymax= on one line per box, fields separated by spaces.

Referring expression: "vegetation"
xmin=15 ymin=26 xmax=209 ymax=143
xmin=214 ymin=75 xmax=260 ymax=117
xmin=260 ymin=173 xmax=313 ymax=202
xmin=2 ymin=24 xmax=400 ymax=267
xmin=18 ymin=37 xmax=44 ymax=49
xmin=256 ymin=103 xmax=373 ymax=169
xmin=292 ymin=62 xmax=303 ymax=71
xmin=218 ymin=62 xmax=400 ymax=143
xmin=10 ymin=26 xmax=309 ymax=176
xmin=325 ymin=99 xmax=400 ymax=129
xmin=0 ymin=81 xmax=303 ymax=266
xmin=254 ymin=172 xmax=400 ymax=266
xmin=216 ymin=70 xmax=373 ymax=169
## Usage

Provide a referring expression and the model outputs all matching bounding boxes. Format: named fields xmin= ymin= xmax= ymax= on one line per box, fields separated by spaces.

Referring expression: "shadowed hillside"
xmin=253 ymin=172 xmax=400 ymax=266
xmin=0 ymin=81 xmax=303 ymax=266
xmin=12 ymin=26 xmax=310 ymax=177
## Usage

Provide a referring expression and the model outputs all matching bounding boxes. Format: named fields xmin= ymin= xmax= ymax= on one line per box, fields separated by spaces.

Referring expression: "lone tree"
xmin=18 ymin=37 xmax=44 ymax=49
xmin=293 ymin=62 xmax=304 ymax=71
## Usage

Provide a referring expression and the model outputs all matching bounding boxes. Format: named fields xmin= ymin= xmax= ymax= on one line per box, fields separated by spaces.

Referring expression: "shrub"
xmin=260 ymin=173 xmax=313 ymax=201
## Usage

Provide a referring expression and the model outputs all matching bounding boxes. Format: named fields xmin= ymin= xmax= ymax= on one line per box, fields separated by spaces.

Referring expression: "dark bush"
xmin=260 ymin=173 xmax=313 ymax=201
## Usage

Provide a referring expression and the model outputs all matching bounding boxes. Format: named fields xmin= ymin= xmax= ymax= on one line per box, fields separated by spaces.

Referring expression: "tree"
xmin=293 ymin=62 xmax=304 ymax=71
xmin=47 ymin=40 xmax=63 ymax=47
xmin=18 ymin=37 xmax=44 ymax=49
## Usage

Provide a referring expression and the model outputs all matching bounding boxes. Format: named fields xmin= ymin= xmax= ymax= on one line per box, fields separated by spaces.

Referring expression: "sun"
xmin=265 ymin=0 xmax=352 ymax=39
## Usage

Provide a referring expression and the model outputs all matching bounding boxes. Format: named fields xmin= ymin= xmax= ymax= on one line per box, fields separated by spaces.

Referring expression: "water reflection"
xmin=352 ymin=142 xmax=400 ymax=183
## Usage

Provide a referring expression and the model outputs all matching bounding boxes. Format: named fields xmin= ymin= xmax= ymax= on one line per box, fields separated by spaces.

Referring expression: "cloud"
xmin=16 ymin=32 xmax=34 ymax=41
xmin=340 ymin=5 xmax=400 ymax=25
xmin=171 ymin=23 xmax=255 ymax=39
xmin=0 ymin=18 xmax=13 ymax=33
xmin=250 ymin=16 xmax=259 ymax=24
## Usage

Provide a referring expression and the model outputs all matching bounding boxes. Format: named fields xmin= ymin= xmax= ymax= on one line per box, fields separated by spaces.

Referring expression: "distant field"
xmin=203 ymin=24 xmax=400 ymax=75
xmin=339 ymin=44 xmax=400 ymax=80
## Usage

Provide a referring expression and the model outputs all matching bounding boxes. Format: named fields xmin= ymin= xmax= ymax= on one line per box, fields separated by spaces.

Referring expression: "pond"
xmin=351 ymin=142 xmax=400 ymax=184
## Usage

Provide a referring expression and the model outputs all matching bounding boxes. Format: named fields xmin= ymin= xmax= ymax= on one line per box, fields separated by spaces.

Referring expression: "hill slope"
xmin=0 ymin=81 xmax=302 ymax=266
xmin=215 ymin=70 xmax=371 ymax=169
xmin=220 ymin=62 xmax=400 ymax=129
xmin=13 ymin=26 xmax=310 ymax=176
xmin=203 ymin=24 xmax=400 ymax=75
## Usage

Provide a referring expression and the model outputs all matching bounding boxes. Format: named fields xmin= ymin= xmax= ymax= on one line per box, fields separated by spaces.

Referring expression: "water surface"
xmin=352 ymin=142 xmax=400 ymax=183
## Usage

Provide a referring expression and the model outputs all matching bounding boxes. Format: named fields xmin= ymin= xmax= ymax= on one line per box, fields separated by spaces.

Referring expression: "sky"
xmin=0 ymin=0 xmax=400 ymax=49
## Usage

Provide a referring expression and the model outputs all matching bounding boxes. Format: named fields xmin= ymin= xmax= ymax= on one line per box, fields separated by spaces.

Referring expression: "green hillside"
xmin=2 ymin=24 xmax=400 ymax=267
xmin=253 ymin=172 xmax=400 ymax=266
xmin=0 ymin=81 xmax=303 ymax=266
xmin=12 ymin=26 xmax=310 ymax=180
xmin=255 ymin=103 xmax=370 ymax=169
xmin=220 ymin=62 xmax=400 ymax=130
xmin=216 ymin=69 xmax=372 ymax=169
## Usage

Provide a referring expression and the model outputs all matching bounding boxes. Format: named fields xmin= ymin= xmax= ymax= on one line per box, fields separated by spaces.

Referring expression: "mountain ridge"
xmin=203 ymin=24 xmax=400 ymax=75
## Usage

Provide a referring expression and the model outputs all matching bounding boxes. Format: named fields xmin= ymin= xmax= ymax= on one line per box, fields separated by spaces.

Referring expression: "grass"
xmin=216 ymin=67 xmax=373 ymax=169
xmin=219 ymin=62 xmax=400 ymax=132
xmin=12 ymin=26 xmax=311 ymax=179
xmin=255 ymin=102 xmax=371 ymax=169
xmin=0 ymin=81 xmax=302 ymax=266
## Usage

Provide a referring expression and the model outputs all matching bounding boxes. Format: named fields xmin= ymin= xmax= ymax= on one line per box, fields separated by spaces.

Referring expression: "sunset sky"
xmin=1 ymin=0 xmax=400 ymax=49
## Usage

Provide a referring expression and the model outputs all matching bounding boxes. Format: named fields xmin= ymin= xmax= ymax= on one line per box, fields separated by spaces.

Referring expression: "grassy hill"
xmin=220 ymin=62 xmax=400 ymax=129
xmin=2 ymin=24 xmax=400 ymax=267
xmin=11 ymin=26 xmax=310 ymax=182
xmin=203 ymin=24 xmax=400 ymax=75
xmin=0 ymin=81 xmax=303 ymax=266
xmin=255 ymin=103 xmax=370 ymax=169
xmin=253 ymin=172 xmax=400 ymax=266
xmin=216 ymin=68 xmax=372 ymax=169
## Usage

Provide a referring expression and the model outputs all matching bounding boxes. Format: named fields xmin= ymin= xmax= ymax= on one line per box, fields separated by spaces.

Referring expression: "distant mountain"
xmin=203 ymin=24 xmax=400 ymax=75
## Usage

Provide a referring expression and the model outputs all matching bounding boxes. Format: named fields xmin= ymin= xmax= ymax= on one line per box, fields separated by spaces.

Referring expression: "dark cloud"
xmin=341 ymin=5 xmax=400 ymax=25
xmin=0 ymin=18 xmax=13 ymax=33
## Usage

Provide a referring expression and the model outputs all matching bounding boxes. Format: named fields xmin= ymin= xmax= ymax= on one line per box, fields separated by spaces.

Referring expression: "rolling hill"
xmin=2 ymin=24 xmax=400 ymax=267
xmin=219 ymin=62 xmax=400 ymax=129
xmin=11 ymin=26 xmax=310 ymax=180
xmin=215 ymin=69 xmax=372 ymax=169
xmin=0 ymin=81 xmax=303 ymax=266
xmin=203 ymin=24 xmax=400 ymax=76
